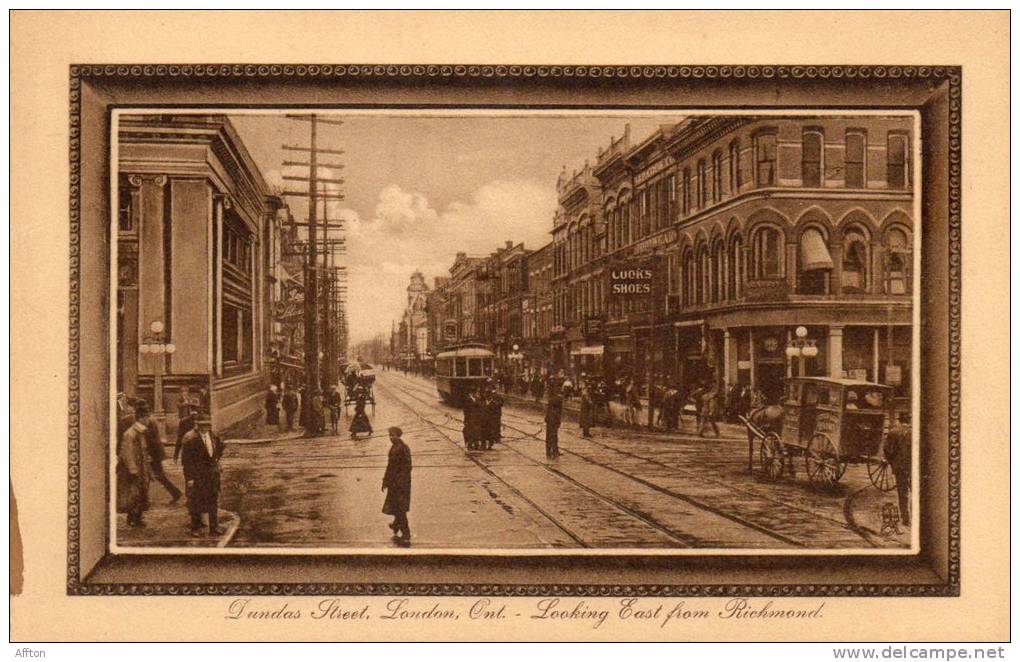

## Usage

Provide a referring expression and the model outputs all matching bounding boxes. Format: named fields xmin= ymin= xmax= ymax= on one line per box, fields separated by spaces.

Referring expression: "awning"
xmin=570 ymin=345 xmax=605 ymax=356
xmin=800 ymin=229 xmax=834 ymax=271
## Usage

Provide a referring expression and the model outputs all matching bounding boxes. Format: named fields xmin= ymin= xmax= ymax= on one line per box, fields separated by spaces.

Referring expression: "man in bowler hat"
xmin=180 ymin=415 xmax=226 ymax=537
xmin=382 ymin=426 xmax=412 ymax=544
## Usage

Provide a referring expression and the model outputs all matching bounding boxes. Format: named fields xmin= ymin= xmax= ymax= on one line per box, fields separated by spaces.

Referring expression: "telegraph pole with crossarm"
xmin=281 ymin=115 xmax=345 ymax=430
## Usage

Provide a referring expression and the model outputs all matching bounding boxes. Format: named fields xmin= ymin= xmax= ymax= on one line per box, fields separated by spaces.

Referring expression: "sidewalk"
xmin=116 ymin=455 xmax=239 ymax=548
xmin=224 ymin=418 xmax=305 ymax=445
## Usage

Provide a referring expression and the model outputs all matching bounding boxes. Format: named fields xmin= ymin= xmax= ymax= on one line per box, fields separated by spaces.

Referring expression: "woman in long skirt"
xmin=349 ymin=392 xmax=373 ymax=439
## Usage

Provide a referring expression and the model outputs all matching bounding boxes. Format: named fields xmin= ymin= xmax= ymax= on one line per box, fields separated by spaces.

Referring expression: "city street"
xmin=122 ymin=371 xmax=908 ymax=550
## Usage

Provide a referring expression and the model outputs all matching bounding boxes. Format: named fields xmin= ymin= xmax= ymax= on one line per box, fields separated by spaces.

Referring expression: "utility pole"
xmin=281 ymin=115 xmax=345 ymax=432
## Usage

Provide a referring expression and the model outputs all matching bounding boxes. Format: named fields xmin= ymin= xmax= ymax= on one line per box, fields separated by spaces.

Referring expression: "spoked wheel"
xmin=866 ymin=458 xmax=897 ymax=492
xmin=759 ymin=432 xmax=786 ymax=482
xmin=805 ymin=433 xmax=846 ymax=490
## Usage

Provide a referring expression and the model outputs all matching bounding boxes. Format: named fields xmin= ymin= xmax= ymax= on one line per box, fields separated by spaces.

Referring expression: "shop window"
xmin=886 ymin=227 xmax=911 ymax=294
xmin=845 ymin=130 xmax=866 ymax=188
xmin=754 ymin=130 xmax=777 ymax=186
xmin=753 ymin=226 xmax=783 ymax=279
xmin=887 ymin=133 xmax=909 ymax=189
xmin=841 ymin=229 xmax=870 ymax=292
xmin=802 ymin=130 xmax=823 ymax=187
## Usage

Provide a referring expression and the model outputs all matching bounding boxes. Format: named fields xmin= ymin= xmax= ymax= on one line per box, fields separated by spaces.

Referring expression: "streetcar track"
xmin=389 ymin=374 xmax=877 ymax=549
xmin=377 ymin=379 xmax=592 ymax=548
xmin=383 ymin=379 xmax=700 ymax=548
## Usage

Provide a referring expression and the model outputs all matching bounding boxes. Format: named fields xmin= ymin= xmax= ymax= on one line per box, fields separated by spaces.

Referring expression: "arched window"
xmin=797 ymin=226 xmax=833 ymax=294
xmin=712 ymin=151 xmax=723 ymax=203
xmin=841 ymin=227 xmax=870 ymax=293
xmin=711 ymin=239 xmax=725 ymax=302
xmin=682 ymin=168 xmax=691 ymax=216
xmin=802 ymin=130 xmax=823 ymax=187
xmin=697 ymin=160 xmax=707 ymax=208
xmin=753 ymin=226 xmax=784 ymax=279
xmin=682 ymin=248 xmax=696 ymax=306
xmin=728 ymin=139 xmax=741 ymax=193
xmin=727 ymin=234 xmax=743 ymax=299
xmin=886 ymin=226 xmax=911 ymax=294
xmin=697 ymin=245 xmax=710 ymax=304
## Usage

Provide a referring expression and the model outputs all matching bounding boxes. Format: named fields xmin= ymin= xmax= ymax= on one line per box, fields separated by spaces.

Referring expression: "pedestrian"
xmin=625 ymin=379 xmax=642 ymax=427
xmin=117 ymin=400 xmax=152 ymax=528
xmin=282 ymin=386 xmax=298 ymax=431
xmin=578 ymin=385 xmax=594 ymax=439
xmin=328 ymin=386 xmax=342 ymax=434
xmin=462 ymin=388 xmax=481 ymax=450
xmin=382 ymin=426 xmax=412 ymax=545
xmin=116 ymin=391 xmax=136 ymax=454
xmin=143 ymin=406 xmax=182 ymax=504
xmin=264 ymin=384 xmax=279 ymax=427
xmin=884 ymin=418 xmax=912 ymax=526
xmin=484 ymin=383 xmax=503 ymax=450
xmin=311 ymin=390 xmax=326 ymax=435
xmin=697 ymin=380 xmax=721 ymax=438
xmin=180 ymin=415 xmax=226 ymax=537
xmin=544 ymin=390 xmax=563 ymax=459
xmin=349 ymin=388 xmax=373 ymax=439
xmin=531 ymin=372 xmax=544 ymax=402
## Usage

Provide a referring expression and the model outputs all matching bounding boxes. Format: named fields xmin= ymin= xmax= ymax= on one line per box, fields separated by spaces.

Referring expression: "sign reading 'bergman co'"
xmin=609 ymin=260 xmax=655 ymax=297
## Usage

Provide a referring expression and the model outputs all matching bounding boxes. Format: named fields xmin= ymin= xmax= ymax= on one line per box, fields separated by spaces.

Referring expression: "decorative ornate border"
xmin=67 ymin=64 xmax=962 ymax=596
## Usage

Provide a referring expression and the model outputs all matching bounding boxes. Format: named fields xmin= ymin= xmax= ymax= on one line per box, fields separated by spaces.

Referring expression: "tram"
xmin=434 ymin=344 xmax=495 ymax=405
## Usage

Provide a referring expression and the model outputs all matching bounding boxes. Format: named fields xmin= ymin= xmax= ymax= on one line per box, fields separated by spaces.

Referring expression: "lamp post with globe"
xmin=785 ymin=325 xmax=819 ymax=377
xmin=138 ymin=320 xmax=176 ymax=429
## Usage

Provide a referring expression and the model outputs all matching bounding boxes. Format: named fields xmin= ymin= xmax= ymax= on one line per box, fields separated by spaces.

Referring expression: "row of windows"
xmin=555 ymin=129 xmax=913 ymax=273
xmin=548 ymin=223 xmax=911 ymax=326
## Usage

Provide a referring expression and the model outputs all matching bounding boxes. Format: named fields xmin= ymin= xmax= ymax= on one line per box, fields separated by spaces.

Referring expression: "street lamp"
xmin=785 ymin=325 xmax=818 ymax=376
xmin=139 ymin=320 xmax=176 ymax=423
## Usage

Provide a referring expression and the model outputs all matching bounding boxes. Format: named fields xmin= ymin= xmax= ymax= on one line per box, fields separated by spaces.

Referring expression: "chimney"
xmin=456 ymin=252 xmax=466 ymax=260
xmin=505 ymin=240 xmax=513 ymax=250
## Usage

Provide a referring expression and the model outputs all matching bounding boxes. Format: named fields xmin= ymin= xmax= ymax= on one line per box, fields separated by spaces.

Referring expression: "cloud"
xmin=340 ymin=180 xmax=556 ymax=345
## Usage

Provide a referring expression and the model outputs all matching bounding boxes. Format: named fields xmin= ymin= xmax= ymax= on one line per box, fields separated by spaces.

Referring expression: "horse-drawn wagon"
xmin=741 ymin=377 xmax=898 ymax=492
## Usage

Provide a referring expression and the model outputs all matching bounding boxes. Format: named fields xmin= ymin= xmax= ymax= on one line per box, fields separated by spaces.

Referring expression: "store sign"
xmin=886 ymin=365 xmax=902 ymax=385
xmin=609 ymin=260 xmax=655 ymax=297
xmin=443 ymin=320 xmax=458 ymax=340
xmin=584 ymin=317 xmax=603 ymax=338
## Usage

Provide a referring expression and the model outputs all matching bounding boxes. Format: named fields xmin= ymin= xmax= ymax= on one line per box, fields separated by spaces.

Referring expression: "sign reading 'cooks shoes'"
xmin=608 ymin=260 xmax=655 ymax=297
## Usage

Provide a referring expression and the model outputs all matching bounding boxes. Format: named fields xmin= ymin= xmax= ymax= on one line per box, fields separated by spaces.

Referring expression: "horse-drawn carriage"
xmin=341 ymin=361 xmax=376 ymax=407
xmin=741 ymin=377 xmax=899 ymax=492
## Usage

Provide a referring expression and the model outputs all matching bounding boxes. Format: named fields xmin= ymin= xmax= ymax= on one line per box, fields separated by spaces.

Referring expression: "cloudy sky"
xmin=230 ymin=113 xmax=685 ymax=345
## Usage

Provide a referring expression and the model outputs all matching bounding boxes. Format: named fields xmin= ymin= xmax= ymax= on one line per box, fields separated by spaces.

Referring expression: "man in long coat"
xmin=118 ymin=401 xmax=153 ymax=527
xmin=180 ymin=416 xmax=226 ymax=537
xmin=578 ymin=386 xmax=595 ymax=438
xmin=545 ymin=391 xmax=563 ymax=459
xmin=382 ymin=426 xmax=412 ymax=544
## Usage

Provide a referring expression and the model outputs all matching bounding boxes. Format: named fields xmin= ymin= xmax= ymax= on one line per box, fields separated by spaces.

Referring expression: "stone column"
xmin=828 ymin=325 xmax=844 ymax=378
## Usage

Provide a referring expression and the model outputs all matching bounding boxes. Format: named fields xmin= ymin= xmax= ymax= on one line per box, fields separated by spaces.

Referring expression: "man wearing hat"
xmin=117 ymin=400 xmax=152 ymax=527
xmin=179 ymin=414 xmax=226 ymax=537
xmin=381 ymin=426 xmax=412 ymax=544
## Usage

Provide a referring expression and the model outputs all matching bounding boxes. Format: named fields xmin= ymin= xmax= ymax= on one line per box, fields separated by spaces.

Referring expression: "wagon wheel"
xmin=758 ymin=432 xmax=785 ymax=482
xmin=805 ymin=433 xmax=846 ymax=490
xmin=866 ymin=458 xmax=897 ymax=492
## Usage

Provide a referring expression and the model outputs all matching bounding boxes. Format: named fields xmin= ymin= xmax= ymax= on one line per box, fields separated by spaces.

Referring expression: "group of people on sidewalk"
xmin=116 ymin=387 xmax=225 ymax=538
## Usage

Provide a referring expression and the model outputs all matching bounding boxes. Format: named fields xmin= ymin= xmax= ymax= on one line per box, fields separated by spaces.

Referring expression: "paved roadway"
xmin=202 ymin=371 xmax=908 ymax=550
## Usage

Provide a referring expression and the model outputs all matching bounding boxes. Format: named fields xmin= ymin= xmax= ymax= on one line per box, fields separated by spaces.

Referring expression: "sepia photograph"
xmin=110 ymin=109 xmax=919 ymax=554
xmin=12 ymin=8 xmax=1013 ymax=647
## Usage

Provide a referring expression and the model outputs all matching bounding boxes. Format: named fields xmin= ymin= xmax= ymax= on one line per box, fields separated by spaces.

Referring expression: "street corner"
xmin=844 ymin=485 xmax=911 ymax=548
xmin=116 ymin=506 xmax=240 ymax=548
